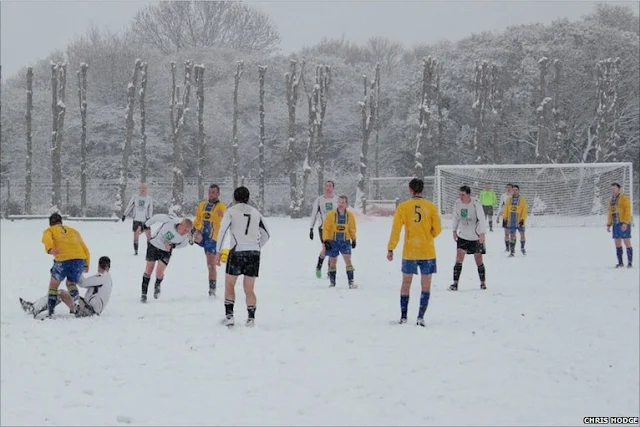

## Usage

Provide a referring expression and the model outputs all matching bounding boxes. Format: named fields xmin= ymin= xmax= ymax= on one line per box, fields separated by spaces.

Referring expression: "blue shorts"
xmin=326 ymin=240 xmax=351 ymax=258
xmin=508 ymin=224 xmax=525 ymax=233
xmin=401 ymin=259 xmax=437 ymax=275
xmin=612 ymin=223 xmax=631 ymax=239
xmin=196 ymin=237 xmax=217 ymax=254
xmin=50 ymin=259 xmax=85 ymax=283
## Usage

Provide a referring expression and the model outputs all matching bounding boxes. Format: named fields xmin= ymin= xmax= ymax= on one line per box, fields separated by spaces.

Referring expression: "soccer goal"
xmin=434 ymin=162 xmax=634 ymax=227
xmin=365 ymin=176 xmax=435 ymax=216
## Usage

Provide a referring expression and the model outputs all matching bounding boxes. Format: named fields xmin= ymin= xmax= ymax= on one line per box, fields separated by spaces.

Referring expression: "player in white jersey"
xmin=309 ymin=180 xmax=339 ymax=278
xmin=139 ymin=214 xmax=197 ymax=303
xmin=20 ymin=256 xmax=113 ymax=318
xmin=450 ymin=186 xmax=487 ymax=291
xmin=495 ymin=183 xmax=513 ymax=252
xmin=215 ymin=186 xmax=270 ymax=327
xmin=122 ymin=183 xmax=154 ymax=255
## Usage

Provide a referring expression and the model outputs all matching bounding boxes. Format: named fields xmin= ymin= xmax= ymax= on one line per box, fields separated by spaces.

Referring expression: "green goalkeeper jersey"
xmin=479 ymin=189 xmax=497 ymax=207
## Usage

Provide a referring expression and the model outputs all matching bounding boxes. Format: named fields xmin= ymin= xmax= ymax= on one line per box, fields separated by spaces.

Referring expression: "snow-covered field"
xmin=1 ymin=216 xmax=638 ymax=426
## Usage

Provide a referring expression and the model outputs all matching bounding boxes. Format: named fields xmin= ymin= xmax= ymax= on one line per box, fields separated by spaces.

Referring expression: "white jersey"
xmin=78 ymin=271 xmax=113 ymax=315
xmin=496 ymin=192 xmax=510 ymax=218
xmin=145 ymin=214 xmax=191 ymax=251
xmin=216 ymin=203 xmax=270 ymax=253
xmin=124 ymin=194 xmax=153 ymax=222
xmin=310 ymin=195 xmax=339 ymax=228
xmin=452 ymin=199 xmax=487 ymax=241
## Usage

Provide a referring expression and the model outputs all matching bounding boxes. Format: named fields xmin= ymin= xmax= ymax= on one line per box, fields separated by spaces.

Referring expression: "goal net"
xmin=366 ymin=176 xmax=435 ymax=216
xmin=434 ymin=163 xmax=634 ymax=227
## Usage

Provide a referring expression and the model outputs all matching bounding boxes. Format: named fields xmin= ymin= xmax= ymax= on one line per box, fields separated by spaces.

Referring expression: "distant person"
xmin=496 ymin=183 xmax=513 ymax=252
xmin=122 ymin=182 xmax=154 ymax=255
xmin=309 ymin=180 xmax=339 ymax=278
xmin=322 ymin=195 xmax=357 ymax=289
xmin=503 ymin=184 xmax=527 ymax=257
xmin=479 ymin=184 xmax=497 ymax=232
xmin=607 ymin=182 xmax=633 ymax=268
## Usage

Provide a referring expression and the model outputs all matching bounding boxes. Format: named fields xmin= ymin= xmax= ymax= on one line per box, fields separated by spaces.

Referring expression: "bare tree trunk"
xmin=194 ymin=64 xmax=205 ymax=200
xmin=551 ymin=59 xmax=566 ymax=161
xmin=536 ymin=57 xmax=553 ymax=161
xmin=594 ymin=58 xmax=621 ymax=162
xmin=258 ymin=65 xmax=267 ymax=212
xmin=299 ymin=64 xmax=318 ymax=212
xmin=139 ymin=62 xmax=148 ymax=183
xmin=285 ymin=59 xmax=304 ymax=218
xmin=415 ymin=58 xmax=434 ymax=180
xmin=357 ymin=66 xmax=378 ymax=211
xmin=116 ymin=59 xmax=141 ymax=217
xmin=316 ymin=65 xmax=331 ymax=196
xmin=231 ymin=61 xmax=244 ymax=189
xmin=472 ymin=61 xmax=491 ymax=164
xmin=51 ymin=62 xmax=67 ymax=212
xmin=488 ymin=64 xmax=503 ymax=162
xmin=171 ymin=60 xmax=193 ymax=216
xmin=373 ymin=64 xmax=381 ymax=199
xmin=25 ymin=67 xmax=33 ymax=214
xmin=77 ymin=63 xmax=88 ymax=215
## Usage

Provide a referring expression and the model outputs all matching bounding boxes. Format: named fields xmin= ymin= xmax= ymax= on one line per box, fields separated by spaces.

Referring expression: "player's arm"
xmin=123 ymin=196 xmax=135 ymax=218
xmin=348 ymin=211 xmax=357 ymax=242
xmin=451 ymin=202 xmax=460 ymax=230
xmin=475 ymin=202 xmax=487 ymax=235
xmin=430 ymin=203 xmax=442 ymax=238
xmin=215 ymin=211 xmax=232 ymax=254
xmin=503 ymin=198 xmax=511 ymax=221
xmin=173 ymin=236 xmax=191 ymax=249
xmin=147 ymin=197 xmax=154 ymax=219
xmin=607 ymin=201 xmax=613 ymax=226
xmin=146 ymin=213 xmax=171 ymax=227
xmin=491 ymin=191 xmax=498 ymax=207
xmin=387 ymin=206 xmax=405 ymax=252
xmin=322 ymin=213 xmax=335 ymax=242
xmin=258 ymin=214 xmax=271 ymax=248
xmin=77 ymin=274 xmax=102 ymax=289
xmin=309 ymin=197 xmax=320 ymax=229
xmin=42 ymin=229 xmax=55 ymax=254
xmin=620 ymin=195 xmax=632 ymax=224
xmin=520 ymin=198 xmax=528 ymax=224
xmin=193 ymin=202 xmax=204 ymax=230
xmin=79 ymin=233 xmax=90 ymax=269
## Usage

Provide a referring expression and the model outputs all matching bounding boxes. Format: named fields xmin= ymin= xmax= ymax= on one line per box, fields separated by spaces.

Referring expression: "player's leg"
xmin=132 ymin=222 xmax=142 ymax=255
xmin=204 ymin=239 xmax=218 ymax=296
xmin=416 ymin=262 xmax=435 ymax=326
xmin=519 ymin=227 xmax=526 ymax=255
xmin=140 ymin=255 xmax=156 ymax=302
xmin=474 ymin=251 xmax=486 ymax=289
xmin=57 ymin=289 xmax=78 ymax=313
xmin=46 ymin=261 xmax=67 ymax=316
xmin=327 ymin=256 xmax=338 ymax=287
xmin=508 ymin=230 xmax=517 ymax=256
xmin=623 ymin=237 xmax=633 ymax=267
xmin=20 ymin=293 xmax=62 ymax=317
xmin=450 ymin=240 xmax=466 ymax=291
xmin=484 ymin=206 xmax=493 ymax=232
xmin=153 ymin=259 xmax=169 ymax=299
xmin=342 ymin=253 xmax=356 ymax=289
xmin=399 ymin=260 xmax=416 ymax=323
xmin=63 ymin=260 xmax=85 ymax=312
xmin=316 ymin=226 xmax=326 ymax=278
xmin=239 ymin=251 xmax=260 ymax=325
xmin=144 ymin=225 xmax=152 ymax=242
xmin=502 ymin=220 xmax=510 ymax=251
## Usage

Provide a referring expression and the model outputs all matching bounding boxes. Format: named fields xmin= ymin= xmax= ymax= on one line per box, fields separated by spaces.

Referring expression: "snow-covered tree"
xmin=170 ymin=60 xmax=193 ymax=217
xmin=232 ymin=61 xmax=244 ymax=189
xmin=594 ymin=57 xmax=622 ymax=162
xmin=194 ymin=64 xmax=205 ymax=200
xmin=415 ymin=57 xmax=436 ymax=180
xmin=285 ymin=59 xmax=304 ymax=218
xmin=77 ymin=63 xmax=88 ymax=215
xmin=25 ymin=67 xmax=33 ymax=214
xmin=51 ymin=61 xmax=67 ymax=212
xmin=315 ymin=65 xmax=331 ymax=197
xmin=139 ymin=62 xmax=148 ymax=183
xmin=258 ymin=65 xmax=267 ymax=211
xmin=115 ymin=59 xmax=141 ymax=217
xmin=356 ymin=64 xmax=378 ymax=211
xmin=536 ymin=57 xmax=553 ymax=161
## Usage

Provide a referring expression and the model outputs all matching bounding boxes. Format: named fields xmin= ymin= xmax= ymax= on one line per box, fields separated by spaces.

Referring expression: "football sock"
xmin=477 ymin=264 xmax=486 ymax=282
xmin=346 ymin=265 xmax=354 ymax=282
xmin=141 ymin=273 xmax=151 ymax=295
xmin=453 ymin=262 xmax=462 ymax=282
xmin=47 ymin=288 xmax=58 ymax=316
xmin=616 ymin=247 xmax=623 ymax=264
xmin=627 ymin=247 xmax=633 ymax=264
xmin=418 ymin=291 xmax=430 ymax=319
xmin=225 ymin=299 xmax=235 ymax=317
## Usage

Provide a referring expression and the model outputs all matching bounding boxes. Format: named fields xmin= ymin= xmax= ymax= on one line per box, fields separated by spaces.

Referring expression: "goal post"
xmin=434 ymin=162 xmax=634 ymax=227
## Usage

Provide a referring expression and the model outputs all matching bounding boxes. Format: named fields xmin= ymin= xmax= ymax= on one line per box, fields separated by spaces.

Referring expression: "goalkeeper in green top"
xmin=479 ymin=184 xmax=497 ymax=232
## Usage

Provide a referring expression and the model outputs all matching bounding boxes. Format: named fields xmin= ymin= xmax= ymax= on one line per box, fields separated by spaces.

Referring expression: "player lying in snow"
xmin=20 ymin=256 xmax=113 ymax=318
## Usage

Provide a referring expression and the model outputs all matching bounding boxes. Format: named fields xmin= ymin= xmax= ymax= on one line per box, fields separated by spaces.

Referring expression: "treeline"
xmin=0 ymin=2 xmax=638 ymax=217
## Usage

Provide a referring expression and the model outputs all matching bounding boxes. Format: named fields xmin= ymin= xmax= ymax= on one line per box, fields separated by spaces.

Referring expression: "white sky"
xmin=1 ymin=0 xmax=638 ymax=78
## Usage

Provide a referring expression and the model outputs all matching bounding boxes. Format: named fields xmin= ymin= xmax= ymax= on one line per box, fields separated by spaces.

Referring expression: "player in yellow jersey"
xmin=387 ymin=178 xmax=442 ymax=326
xmin=502 ymin=184 xmax=528 ymax=257
xmin=193 ymin=184 xmax=227 ymax=296
xmin=41 ymin=213 xmax=90 ymax=317
xmin=607 ymin=182 xmax=633 ymax=268
xmin=322 ymin=195 xmax=357 ymax=289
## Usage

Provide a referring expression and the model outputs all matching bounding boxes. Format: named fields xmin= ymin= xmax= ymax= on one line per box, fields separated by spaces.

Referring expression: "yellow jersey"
xmin=607 ymin=193 xmax=631 ymax=226
xmin=322 ymin=209 xmax=357 ymax=241
xmin=193 ymin=200 xmax=227 ymax=240
xmin=387 ymin=197 xmax=442 ymax=260
xmin=41 ymin=224 xmax=90 ymax=267
xmin=502 ymin=195 xmax=528 ymax=226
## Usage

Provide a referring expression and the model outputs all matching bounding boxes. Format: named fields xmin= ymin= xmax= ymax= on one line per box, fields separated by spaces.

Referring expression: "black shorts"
xmin=457 ymin=238 xmax=486 ymax=255
xmin=226 ymin=250 xmax=261 ymax=278
xmin=76 ymin=297 xmax=97 ymax=318
xmin=133 ymin=221 xmax=150 ymax=232
xmin=146 ymin=244 xmax=172 ymax=265
xmin=502 ymin=219 xmax=507 ymax=228
xmin=482 ymin=205 xmax=493 ymax=217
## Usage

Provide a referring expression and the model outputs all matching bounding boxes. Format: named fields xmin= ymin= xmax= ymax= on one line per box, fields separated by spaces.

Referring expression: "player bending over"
xmin=193 ymin=184 xmax=227 ymax=297
xmin=140 ymin=214 xmax=196 ymax=303
xmin=387 ymin=178 xmax=442 ymax=327
xmin=607 ymin=182 xmax=633 ymax=268
xmin=496 ymin=183 xmax=513 ymax=251
xmin=309 ymin=180 xmax=339 ymax=278
xmin=450 ymin=186 xmax=487 ymax=291
xmin=322 ymin=195 xmax=357 ymax=289
xmin=41 ymin=213 xmax=91 ymax=317
xmin=21 ymin=256 xmax=113 ymax=318
xmin=503 ymin=184 xmax=528 ymax=257
xmin=215 ymin=186 xmax=270 ymax=327
xmin=122 ymin=182 xmax=154 ymax=255
xmin=479 ymin=183 xmax=497 ymax=232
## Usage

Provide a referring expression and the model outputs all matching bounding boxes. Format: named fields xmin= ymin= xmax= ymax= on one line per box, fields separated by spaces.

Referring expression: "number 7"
xmin=243 ymin=214 xmax=251 ymax=235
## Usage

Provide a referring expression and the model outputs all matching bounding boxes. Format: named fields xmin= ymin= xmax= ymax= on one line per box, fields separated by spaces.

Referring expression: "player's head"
xmin=484 ymin=183 xmax=491 ymax=190
xmin=409 ymin=178 xmax=424 ymax=196
xmin=49 ymin=212 xmax=63 ymax=226
xmin=98 ymin=256 xmax=111 ymax=272
xmin=506 ymin=183 xmax=513 ymax=194
xmin=324 ymin=180 xmax=335 ymax=195
xmin=139 ymin=182 xmax=147 ymax=195
xmin=611 ymin=182 xmax=621 ymax=195
xmin=337 ymin=195 xmax=348 ymax=210
xmin=512 ymin=184 xmax=520 ymax=195
xmin=459 ymin=185 xmax=471 ymax=201
xmin=177 ymin=218 xmax=194 ymax=235
xmin=208 ymin=184 xmax=220 ymax=201
xmin=233 ymin=186 xmax=250 ymax=204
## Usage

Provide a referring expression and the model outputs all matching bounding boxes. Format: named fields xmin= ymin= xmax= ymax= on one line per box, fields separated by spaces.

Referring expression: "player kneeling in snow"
xmin=20 ymin=256 xmax=113 ymax=318
xmin=140 ymin=214 xmax=198 ymax=303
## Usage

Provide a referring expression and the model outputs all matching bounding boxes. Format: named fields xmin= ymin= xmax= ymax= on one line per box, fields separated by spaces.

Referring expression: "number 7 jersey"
xmin=387 ymin=196 xmax=442 ymax=260
xmin=216 ymin=203 xmax=271 ymax=253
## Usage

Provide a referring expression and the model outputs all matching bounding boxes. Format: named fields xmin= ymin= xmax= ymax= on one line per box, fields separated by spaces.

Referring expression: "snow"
xmin=1 ymin=218 xmax=638 ymax=426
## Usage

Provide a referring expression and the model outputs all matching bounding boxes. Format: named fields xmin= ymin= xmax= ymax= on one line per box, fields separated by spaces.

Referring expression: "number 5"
xmin=414 ymin=206 xmax=422 ymax=223
xmin=243 ymin=214 xmax=251 ymax=235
